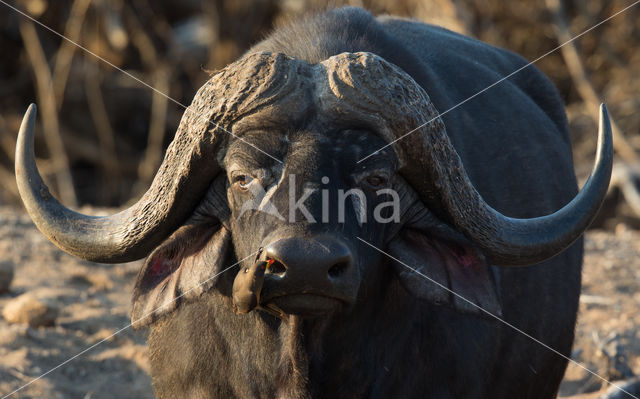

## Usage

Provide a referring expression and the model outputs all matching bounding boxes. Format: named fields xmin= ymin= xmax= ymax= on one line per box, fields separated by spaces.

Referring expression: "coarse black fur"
xmin=146 ymin=7 xmax=580 ymax=398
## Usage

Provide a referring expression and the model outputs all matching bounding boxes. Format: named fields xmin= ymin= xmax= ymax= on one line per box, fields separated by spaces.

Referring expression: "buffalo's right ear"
xmin=131 ymin=222 xmax=231 ymax=327
xmin=387 ymin=228 xmax=502 ymax=317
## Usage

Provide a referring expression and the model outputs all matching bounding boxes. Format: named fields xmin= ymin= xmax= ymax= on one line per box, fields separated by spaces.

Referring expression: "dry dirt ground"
xmin=0 ymin=206 xmax=639 ymax=399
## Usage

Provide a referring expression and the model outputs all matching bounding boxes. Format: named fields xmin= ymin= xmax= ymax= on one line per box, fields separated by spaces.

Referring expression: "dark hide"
xmin=136 ymin=7 xmax=581 ymax=399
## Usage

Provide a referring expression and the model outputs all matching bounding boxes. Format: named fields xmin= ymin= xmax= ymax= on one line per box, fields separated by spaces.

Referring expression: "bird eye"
xmin=233 ymin=175 xmax=253 ymax=190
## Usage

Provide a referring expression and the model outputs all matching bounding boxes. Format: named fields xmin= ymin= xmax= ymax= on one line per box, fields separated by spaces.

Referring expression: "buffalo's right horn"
xmin=15 ymin=104 xmax=221 ymax=263
xmin=15 ymin=53 xmax=306 ymax=264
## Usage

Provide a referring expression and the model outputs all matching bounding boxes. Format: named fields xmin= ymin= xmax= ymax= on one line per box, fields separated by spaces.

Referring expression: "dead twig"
xmin=0 ymin=164 xmax=20 ymax=199
xmin=420 ymin=0 xmax=474 ymax=36
xmin=60 ymin=127 xmax=139 ymax=175
xmin=610 ymin=162 xmax=640 ymax=218
xmin=546 ymin=0 xmax=640 ymax=222
xmin=0 ymin=115 xmax=16 ymax=164
xmin=84 ymin=59 xmax=121 ymax=203
xmin=580 ymin=293 xmax=616 ymax=306
xmin=123 ymin=3 xmax=157 ymax=67
xmin=545 ymin=0 xmax=639 ymax=164
xmin=124 ymin=4 xmax=170 ymax=186
xmin=19 ymin=20 xmax=78 ymax=207
xmin=52 ymin=0 xmax=92 ymax=109
xmin=138 ymin=66 xmax=170 ymax=186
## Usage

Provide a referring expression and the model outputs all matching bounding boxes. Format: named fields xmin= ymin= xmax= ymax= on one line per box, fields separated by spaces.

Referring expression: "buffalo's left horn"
xmin=15 ymin=104 xmax=219 ymax=263
xmin=319 ymin=53 xmax=613 ymax=267
xmin=412 ymin=104 xmax=613 ymax=267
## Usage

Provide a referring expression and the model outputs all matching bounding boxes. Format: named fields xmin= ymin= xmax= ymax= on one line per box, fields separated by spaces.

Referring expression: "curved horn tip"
xmin=596 ymin=102 xmax=613 ymax=165
xmin=19 ymin=104 xmax=37 ymax=135
xmin=599 ymin=103 xmax=610 ymax=134
xmin=23 ymin=103 xmax=37 ymax=123
xmin=468 ymin=103 xmax=614 ymax=267
xmin=599 ymin=102 xmax=608 ymax=116
xmin=16 ymin=104 xmax=38 ymax=162
xmin=599 ymin=103 xmax=610 ymax=133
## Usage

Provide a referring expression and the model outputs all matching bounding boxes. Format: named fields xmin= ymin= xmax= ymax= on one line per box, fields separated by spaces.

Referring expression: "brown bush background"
xmin=0 ymin=3 xmax=639 ymax=398
xmin=1 ymin=0 xmax=639 ymax=223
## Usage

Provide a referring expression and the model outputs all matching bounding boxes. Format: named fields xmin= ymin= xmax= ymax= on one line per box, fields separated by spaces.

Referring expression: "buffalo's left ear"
xmin=131 ymin=222 xmax=231 ymax=327
xmin=388 ymin=228 xmax=502 ymax=317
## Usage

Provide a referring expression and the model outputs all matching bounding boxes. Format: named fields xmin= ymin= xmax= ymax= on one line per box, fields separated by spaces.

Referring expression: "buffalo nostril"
xmin=266 ymin=259 xmax=287 ymax=276
xmin=328 ymin=262 xmax=349 ymax=279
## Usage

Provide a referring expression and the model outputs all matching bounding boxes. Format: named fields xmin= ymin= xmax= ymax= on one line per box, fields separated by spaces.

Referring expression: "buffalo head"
xmin=15 ymin=51 xmax=612 ymax=324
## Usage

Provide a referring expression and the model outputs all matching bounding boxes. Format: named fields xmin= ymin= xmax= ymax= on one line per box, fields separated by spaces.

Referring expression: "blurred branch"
xmin=546 ymin=0 xmax=640 ymax=223
xmin=545 ymin=0 xmax=639 ymax=164
xmin=610 ymin=163 xmax=640 ymax=218
xmin=0 ymin=116 xmax=16 ymax=165
xmin=124 ymin=3 xmax=157 ymax=66
xmin=139 ymin=66 xmax=170 ymax=185
xmin=0 ymin=165 xmax=19 ymax=199
xmin=60 ymin=126 xmax=139 ymax=174
xmin=575 ymin=1 xmax=626 ymax=69
xmin=414 ymin=0 xmax=474 ymax=36
xmin=0 ymin=115 xmax=18 ymax=199
xmin=133 ymin=0 xmax=173 ymax=43
xmin=124 ymin=4 xmax=170 ymax=186
xmin=84 ymin=59 xmax=120 ymax=202
xmin=19 ymin=20 xmax=78 ymax=207
xmin=52 ymin=0 xmax=92 ymax=109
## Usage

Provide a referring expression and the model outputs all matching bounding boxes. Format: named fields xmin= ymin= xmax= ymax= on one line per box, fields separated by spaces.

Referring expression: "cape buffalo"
xmin=15 ymin=7 xmax=613 ymax=399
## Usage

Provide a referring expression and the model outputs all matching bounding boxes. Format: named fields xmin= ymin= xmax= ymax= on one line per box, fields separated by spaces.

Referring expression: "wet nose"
xmin=264 ymin=236 xmax=354 ymax=282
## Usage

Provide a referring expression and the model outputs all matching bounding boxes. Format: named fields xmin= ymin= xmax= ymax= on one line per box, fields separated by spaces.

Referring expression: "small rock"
xmin=0 ymin=324 xmax=28 ymax=346
xmin=0 ymin=260 xmax=14 ymax=293
xmin=596 ymin=332 xmax=635 ymax=381
xmin=2 ymin=293 xmax=59 ymax=327
xmin=69 ymin=272 xmax=113 ymax=292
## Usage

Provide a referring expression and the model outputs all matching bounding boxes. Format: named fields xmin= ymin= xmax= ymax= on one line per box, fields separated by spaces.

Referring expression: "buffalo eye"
xmin=232 ymin=174 xmax=253 ymax=191
xmin=364 ymin=175 xmax=386 ymax=188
